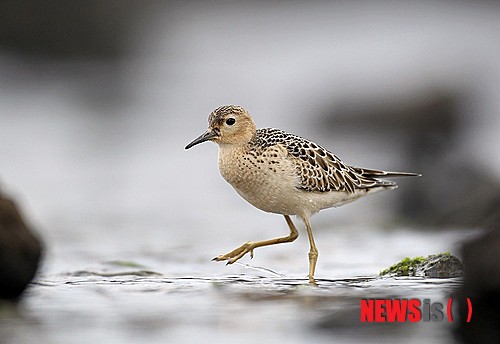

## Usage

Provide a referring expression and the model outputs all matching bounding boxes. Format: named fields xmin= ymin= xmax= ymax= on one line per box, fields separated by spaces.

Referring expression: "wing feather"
xmin=252 ymin=128 xmax=418 ymax=193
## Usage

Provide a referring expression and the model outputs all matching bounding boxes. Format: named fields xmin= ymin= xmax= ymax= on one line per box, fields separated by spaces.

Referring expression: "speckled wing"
xmin=254 ymin=128 xmax=398 ymax=193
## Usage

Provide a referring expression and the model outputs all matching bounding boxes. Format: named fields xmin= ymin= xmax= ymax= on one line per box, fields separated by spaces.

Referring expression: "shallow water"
xmin=1 ymin=225 xmax=471 ymax=344
xmin=2 ymin=270 xmax=463 ymax=344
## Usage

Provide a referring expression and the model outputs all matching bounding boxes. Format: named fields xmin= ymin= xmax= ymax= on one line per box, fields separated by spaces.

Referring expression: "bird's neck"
xmin=215 ymin=144 xmax=239 ymax=188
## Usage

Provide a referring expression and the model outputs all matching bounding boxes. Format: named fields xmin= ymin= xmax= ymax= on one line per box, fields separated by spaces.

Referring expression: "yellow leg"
xmin=213 ymin=215 xmax=299 ymax=265
xmin=303 ymin=217 xmax=318 ymax=285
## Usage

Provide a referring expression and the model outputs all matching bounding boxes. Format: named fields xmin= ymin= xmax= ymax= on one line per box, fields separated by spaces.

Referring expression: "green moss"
xmin=104 ymin=260 xmax=147 ymax=268
xmin=380 ymin=256 xmax=426 ymax=277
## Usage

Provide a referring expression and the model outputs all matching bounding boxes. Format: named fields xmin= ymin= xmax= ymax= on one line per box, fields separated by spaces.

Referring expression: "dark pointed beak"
xmin=185 ymin=129 xmax=219 ymax=149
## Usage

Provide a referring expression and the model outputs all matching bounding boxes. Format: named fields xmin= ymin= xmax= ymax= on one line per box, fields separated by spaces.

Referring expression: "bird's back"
xmin=251 ymin=128 xmax=416 ymax=194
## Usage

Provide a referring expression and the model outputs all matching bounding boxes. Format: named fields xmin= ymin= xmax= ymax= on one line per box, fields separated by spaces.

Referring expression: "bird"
xmin=185 ymin=105 xmax=420 ymax=284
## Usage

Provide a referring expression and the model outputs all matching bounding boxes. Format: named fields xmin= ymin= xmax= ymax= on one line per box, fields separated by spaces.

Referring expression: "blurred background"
xmin=1 ymin=1 xmax=499 ymax=343
xmin=2 ymin=0 xmax=500 ymax=252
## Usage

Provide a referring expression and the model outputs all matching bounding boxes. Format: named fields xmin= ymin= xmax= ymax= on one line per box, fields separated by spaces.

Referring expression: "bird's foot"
xmin=212 ymin=241 xmax=255 ymax=265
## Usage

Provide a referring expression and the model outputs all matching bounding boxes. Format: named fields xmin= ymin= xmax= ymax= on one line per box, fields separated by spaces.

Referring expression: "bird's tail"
xmin=352 ymin=167 xmax=421 ymax=179
xmin=351 ymin=166 xmax=421 ymax=191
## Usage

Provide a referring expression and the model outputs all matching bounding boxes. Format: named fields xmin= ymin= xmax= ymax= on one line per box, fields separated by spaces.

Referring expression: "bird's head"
xmin=185 ymin=105 xmax=256 ymax=149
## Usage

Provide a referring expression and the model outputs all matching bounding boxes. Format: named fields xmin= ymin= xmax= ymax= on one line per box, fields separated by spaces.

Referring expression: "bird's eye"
xmin=226 ymin=117 xmax=236 ymax=126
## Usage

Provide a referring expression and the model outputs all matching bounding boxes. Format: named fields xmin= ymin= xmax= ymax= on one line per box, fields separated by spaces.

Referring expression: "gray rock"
xmin=0 ymin=191 xmax=42 ymax=300
xmin=417 ymin=253 xmax=463 ymax=278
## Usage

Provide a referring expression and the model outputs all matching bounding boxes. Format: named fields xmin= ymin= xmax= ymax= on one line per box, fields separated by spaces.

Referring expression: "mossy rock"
xmin=380 ymin=252 xmax=463 ymax=278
